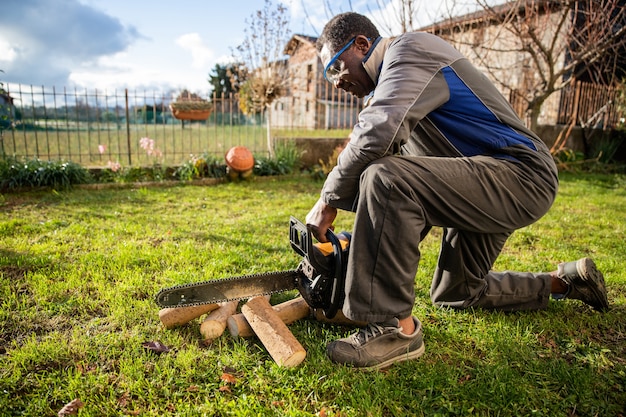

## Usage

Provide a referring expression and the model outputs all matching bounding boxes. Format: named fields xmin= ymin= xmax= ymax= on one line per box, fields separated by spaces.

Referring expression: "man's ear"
xmin=354 ymin=35 xmax=371 ymax=55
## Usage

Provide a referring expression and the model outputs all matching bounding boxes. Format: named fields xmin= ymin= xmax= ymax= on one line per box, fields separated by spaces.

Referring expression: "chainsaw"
xmin=155 ymin=217 xmax=351 ymax=319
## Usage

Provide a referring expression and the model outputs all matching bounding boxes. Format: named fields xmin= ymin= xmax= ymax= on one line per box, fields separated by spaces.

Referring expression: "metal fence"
xmin=0 ymin=84 xmax=359 ymax=167
xmin=6 ymin=80 xmax=619 ymax=168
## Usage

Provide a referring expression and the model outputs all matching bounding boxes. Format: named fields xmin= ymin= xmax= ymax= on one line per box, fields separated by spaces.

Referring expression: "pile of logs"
xmin=158 ymin=296 xmax=365 ymax=367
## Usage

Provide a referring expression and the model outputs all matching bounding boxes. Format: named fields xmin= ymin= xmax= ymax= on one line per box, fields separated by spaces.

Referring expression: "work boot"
xmin=327 ymin=317 xmax=425 ymax=369
xmin=557 ymin=258 xmax=608 ymax=312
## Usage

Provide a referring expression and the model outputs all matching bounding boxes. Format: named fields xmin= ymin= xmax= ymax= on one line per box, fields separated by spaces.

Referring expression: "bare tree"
xmin=301 ymin=0 xmax=428 ymax=36
xmin=232 ymin=0 xmax=291 ymax=157
xmin=365 ymin=0 xmax=423 ymax=34
xmin=428 ymin=0 xmax=626 ymax=131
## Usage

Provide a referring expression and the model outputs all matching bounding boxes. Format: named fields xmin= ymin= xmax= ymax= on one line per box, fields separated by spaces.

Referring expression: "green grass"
xmin=1 ymin=172 xmax=625 ymax=416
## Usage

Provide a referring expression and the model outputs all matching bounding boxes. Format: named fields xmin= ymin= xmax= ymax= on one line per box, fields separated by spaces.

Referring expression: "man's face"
xmin=320 ymin=36 xmax=375 ymax=98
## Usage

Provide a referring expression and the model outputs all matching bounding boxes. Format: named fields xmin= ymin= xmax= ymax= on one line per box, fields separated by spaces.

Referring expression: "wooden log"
xmin=225 ymin=295 xmax=270 ymax=338
xmin=199 ymin=300 xmax=239 ymax=341
xmin=241 ymin=296 xmax=307 ymax=367
xmin=228 ymin=296 xmax=311 ymax=338
xmin=158 ymin=303 xmax=219 ymax=329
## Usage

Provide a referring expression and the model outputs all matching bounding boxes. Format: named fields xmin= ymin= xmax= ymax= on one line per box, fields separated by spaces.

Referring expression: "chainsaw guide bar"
xmin=154 ymin=270 xmax=300 ymax=308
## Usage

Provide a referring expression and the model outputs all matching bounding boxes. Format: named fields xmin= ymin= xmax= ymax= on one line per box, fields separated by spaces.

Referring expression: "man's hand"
xmin=305 ymin=199 xmax=338 ymax=243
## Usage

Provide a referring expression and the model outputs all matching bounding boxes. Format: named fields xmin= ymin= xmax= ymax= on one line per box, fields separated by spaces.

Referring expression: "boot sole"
xmin=577 ymin=258 xmax=609 ymax=312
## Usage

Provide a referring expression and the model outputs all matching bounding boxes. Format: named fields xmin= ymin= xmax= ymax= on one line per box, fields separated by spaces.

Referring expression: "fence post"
xmin=572 ymin=80 xmax=581 ymax=126
xmin=125 ymin=88 xmax=132 ymax=165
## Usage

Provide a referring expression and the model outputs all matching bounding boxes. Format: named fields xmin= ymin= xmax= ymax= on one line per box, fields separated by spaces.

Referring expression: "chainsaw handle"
xmin=323 ymin=230 xmax=345 ymax=319
xmin=289 ymin=216 xmax=341 ymax=272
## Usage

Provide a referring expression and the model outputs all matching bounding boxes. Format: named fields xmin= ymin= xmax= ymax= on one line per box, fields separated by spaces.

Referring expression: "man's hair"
xmin=316 ymin=12 xmax=380 ymax=53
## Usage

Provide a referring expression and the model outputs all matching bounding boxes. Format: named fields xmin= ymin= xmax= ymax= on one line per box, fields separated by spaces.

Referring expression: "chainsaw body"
xmin=289 ymin=217 xmax=350 ymax=319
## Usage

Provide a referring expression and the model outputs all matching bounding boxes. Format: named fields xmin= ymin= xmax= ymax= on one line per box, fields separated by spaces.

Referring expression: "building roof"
xmin=419 ymin=0 xmax=561 ymax=33
xmin=283 ymin=34 xmax=318 ymax=56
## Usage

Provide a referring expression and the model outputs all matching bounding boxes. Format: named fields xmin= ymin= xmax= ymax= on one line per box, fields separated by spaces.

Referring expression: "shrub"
xmin=100 ymin=166 xmax=167 ymax=183
xmin=0 ymin=156 xmax=92 ymax=190
xmin=253 ymin=142 xmax=301 ymax=176
xmin=175 ymin=153 xmax=228 ymax=180
xmin=309 ymin=143 xmax=345 ymax=179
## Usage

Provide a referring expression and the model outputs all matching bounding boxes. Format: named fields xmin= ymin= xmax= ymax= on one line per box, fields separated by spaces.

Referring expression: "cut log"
xmin=159 ymin=303 xmax=219 ymax=329
xmin=199 ymin=300 xmax=239 ymax=341
xmin=228 ymin=296 xmax=311 ymax=338
xmin=241 ymin=296 xmax=306 ymax=367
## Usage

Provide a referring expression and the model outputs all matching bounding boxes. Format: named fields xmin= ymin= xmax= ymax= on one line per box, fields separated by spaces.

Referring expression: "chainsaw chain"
xmin=155 ymin=269 xmax=300 ymax=308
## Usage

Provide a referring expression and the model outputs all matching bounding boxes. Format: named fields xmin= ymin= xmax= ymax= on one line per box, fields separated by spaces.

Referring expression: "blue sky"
xmin=0 ymin=0 xmax=471 ymax=94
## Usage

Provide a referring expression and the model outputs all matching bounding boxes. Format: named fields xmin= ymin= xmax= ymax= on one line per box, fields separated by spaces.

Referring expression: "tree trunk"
xmin=266 ymin=106 xmax=274 ymax=159
xmin=527 ymin=92 xmax=551 ymax=133
xmin=528 ymin=105 xmax=541 ymax=133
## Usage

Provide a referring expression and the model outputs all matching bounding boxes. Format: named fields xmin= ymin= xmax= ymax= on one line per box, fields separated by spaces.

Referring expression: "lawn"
xmin=0 ymin=172 xmax=625 ymax=416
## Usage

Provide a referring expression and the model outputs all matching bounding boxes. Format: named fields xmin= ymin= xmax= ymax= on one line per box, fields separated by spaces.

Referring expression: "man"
xmin=305 ymin=12 xmax=609 ymax=370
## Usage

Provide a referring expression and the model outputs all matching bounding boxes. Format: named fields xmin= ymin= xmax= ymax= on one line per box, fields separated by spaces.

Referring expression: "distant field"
xmin=1 ymin=122 xmax=351 ymax=167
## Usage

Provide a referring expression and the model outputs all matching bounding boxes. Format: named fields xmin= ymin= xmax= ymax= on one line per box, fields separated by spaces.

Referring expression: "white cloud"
xmin=0 ymin=37 xmax=17 ymax=63
xmin=215 ymin=54 xmax=236 ymax=67
xmin=176 ymin=33 xmax=215 ymax=69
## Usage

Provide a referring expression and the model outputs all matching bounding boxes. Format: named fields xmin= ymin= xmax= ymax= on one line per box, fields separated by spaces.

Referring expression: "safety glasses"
xmin=323 ymin=37 xmax=356 ymax=84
